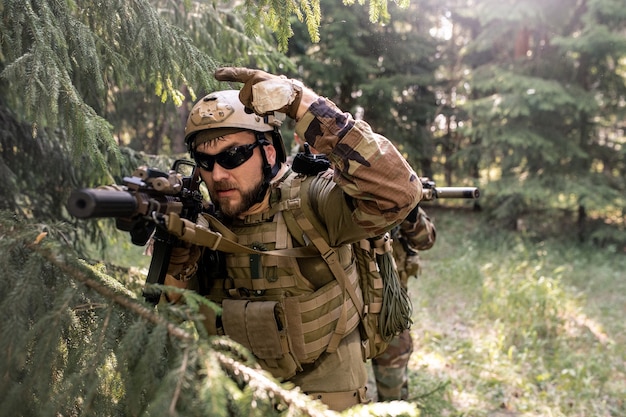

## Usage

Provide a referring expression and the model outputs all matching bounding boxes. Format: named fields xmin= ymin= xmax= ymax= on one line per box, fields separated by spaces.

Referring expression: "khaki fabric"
xmin=292 ymin=329 xmax=367 ymax=393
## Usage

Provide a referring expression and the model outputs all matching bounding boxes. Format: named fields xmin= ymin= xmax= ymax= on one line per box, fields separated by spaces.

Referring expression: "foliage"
xmin=0 ymin=0 xmax=218 ymax=169
xmin=113 ymin=1 xmax=293 ymax=155
xmin=0 ymin=101 xmax=151 ymax=253
xmin=0 ymin=0 xmax=291 ymax=249
xmin=445 ymin=0 xmax=626 ymax=227
xmin=286 ymin=0 xmax=441 ymax=175
xmin=240 ymin=0 xmax=410 ymax=52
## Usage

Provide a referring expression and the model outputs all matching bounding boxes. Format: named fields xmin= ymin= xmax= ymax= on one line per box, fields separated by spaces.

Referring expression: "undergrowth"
xmin=408 ymin=206 xmax=625 ymax=417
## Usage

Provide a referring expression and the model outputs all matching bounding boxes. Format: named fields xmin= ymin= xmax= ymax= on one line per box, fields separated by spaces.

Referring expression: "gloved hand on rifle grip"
xmin=167 ymin=242 xmax=201 ymax=281
xmin=163 ymin=242 xmax=201 ymax=303
xmin=214 ymin=67 xmax=306 ymax=120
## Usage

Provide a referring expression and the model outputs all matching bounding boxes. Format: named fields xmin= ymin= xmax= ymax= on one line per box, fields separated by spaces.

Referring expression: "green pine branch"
xmin=0 ymin=212 xmax=418 ymax=416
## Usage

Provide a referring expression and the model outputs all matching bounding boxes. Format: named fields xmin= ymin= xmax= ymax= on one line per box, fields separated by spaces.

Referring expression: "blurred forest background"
xmin=0 ymin=0 xmax=624 ymax=416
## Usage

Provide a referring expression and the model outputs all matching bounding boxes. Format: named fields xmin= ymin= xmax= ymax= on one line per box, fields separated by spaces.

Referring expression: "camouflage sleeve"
xmin=295 ymin=97 xmax=421 ymax=238
xmin=400 ymin=207 xmax=436 ymax=251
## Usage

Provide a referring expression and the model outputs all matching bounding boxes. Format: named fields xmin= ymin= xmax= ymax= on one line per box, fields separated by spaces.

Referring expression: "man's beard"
xmin=211 ymin=179 xmax=267 ymax=218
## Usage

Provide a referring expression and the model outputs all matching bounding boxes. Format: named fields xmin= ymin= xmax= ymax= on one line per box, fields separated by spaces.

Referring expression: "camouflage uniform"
xmin=175 ymin=87 xmax=422 ymax=411
xmin=368 ymin=206 xmax=436 ymax=401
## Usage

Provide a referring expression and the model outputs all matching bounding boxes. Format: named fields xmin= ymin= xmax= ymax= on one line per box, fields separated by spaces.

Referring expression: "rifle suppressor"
xmin=67 ymin=189 xmax=138 ymax=219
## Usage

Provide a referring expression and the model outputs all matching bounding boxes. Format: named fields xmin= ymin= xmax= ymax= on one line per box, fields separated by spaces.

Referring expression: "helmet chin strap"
xmin=252 ymin=131 xmax=279 ymax=205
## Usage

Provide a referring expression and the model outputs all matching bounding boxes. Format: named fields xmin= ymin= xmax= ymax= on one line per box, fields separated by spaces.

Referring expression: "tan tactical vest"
xmin=200 ymin=170 xmax=363 ymax=379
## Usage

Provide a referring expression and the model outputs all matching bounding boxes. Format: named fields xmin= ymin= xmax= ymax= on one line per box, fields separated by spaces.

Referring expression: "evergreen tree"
xmin=451 ymin=0 xmax=626 ymax=233
xmin=284 ymin=0 xmax=625 ymax=240
xmin=0 ymin=0 xmax=290 ymax=247
xmin=0 ymin=0 xmax=403 ymax=229
xmin=0 ymin=0 xmax=216 ymax=231
xmin=287 ymin=0 xmax=442 ymax=175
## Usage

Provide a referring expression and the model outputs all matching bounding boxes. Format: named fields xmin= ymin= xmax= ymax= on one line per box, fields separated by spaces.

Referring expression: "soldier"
xmin=368 ymin=205 xmax=436 ymax=401
xmin=164 ymin=67 xmax=422 ymax=411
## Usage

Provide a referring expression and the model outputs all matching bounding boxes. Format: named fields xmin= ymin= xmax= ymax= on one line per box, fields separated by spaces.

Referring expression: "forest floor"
xmin=405 ymin=206 xmax=625 ymax=417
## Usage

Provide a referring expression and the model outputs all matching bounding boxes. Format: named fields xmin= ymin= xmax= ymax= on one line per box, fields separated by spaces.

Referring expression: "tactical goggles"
xmin=193 ymin=141 xmax=262 ymax=171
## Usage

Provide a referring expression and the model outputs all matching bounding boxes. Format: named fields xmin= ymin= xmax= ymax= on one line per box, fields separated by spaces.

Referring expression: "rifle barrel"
xmin=67 ymin=188 xmax=138 ymax=219
xmin=434 ymin=187 xmax=480 ymax=199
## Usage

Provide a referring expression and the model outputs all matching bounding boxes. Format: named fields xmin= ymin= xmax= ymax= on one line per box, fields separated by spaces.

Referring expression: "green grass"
xmin=407 ymin=206 xmax=626 ymax=417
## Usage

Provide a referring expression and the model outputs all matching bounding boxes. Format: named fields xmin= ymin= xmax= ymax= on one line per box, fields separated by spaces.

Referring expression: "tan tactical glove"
xmin=163 ymin=243 xmax=201 ymax=303
xmin=214 ymin=67 xmax=305 ymax=120
xmin=168 ymin=243 xmax=201 ymax=280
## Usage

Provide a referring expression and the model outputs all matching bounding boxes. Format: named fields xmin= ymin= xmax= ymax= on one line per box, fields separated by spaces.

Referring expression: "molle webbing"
xmin=355 ymin=238 xmax=386 ymax=355
xmin=196 ymin=174 xmax=363 ymax=363
xmin=280 ymin=174 xmax=365 ymax=352
xmin=166 ymin=211 xmax=316 ymax=258
xmin=169 ymin=171 xmax=365 ymax=364
xmin=358 ymin=238 xmax=384 ymax=317
xmin=284 ymin=266 xmax=361 ymax=362
xmin=218 ymin=251 xmax=361 ymax=364
xmin=213 ymin=212 xmax=317 ymax=294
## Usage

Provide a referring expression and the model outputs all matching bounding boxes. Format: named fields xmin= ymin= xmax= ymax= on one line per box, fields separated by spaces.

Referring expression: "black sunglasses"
xmin=193 ymin=141 xmax=262 ymax=171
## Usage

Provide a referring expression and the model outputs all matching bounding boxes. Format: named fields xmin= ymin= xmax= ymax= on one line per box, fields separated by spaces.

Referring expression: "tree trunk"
xmin=577 ymin=204 xmax=587 ymax=242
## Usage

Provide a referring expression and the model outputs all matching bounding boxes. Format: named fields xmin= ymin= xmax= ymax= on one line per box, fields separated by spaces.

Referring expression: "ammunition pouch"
xmin=220 ymin=269 xmax=361 ymax=379
xmin=222 ymin=299 xmax=300 ymax=380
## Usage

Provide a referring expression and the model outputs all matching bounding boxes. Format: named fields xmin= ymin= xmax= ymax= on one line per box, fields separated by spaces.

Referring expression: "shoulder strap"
xmin=280 ymin=173 xmax=365 ymax=351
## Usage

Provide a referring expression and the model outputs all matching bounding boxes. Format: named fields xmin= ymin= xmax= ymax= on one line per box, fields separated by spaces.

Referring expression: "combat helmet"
xmin=185 ymin=90 xmax=287 ymax=163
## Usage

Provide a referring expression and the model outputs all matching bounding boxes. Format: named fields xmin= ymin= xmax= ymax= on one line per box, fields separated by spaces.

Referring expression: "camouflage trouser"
xmin=367 ymin=329 xmax=413 ymax=401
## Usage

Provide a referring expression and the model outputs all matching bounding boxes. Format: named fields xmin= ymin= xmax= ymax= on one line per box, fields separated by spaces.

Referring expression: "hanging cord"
xmin=376 ymin=236 xmax=413 ymax=342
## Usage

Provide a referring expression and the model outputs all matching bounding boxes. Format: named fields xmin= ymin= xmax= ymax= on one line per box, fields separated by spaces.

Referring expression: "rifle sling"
xmin=165 ymin=212 xmax=319 ymax=258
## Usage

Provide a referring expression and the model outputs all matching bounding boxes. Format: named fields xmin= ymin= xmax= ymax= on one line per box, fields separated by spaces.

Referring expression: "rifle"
xmin=67 ymin=160 xmax=204 ymax=305
xmin=391 ymin=178 xmax=479 ymax=256
xmin=291 ymin=148 xmax=480 ymax=201
xmin=419 ymin=178 xmax=480 ymax=201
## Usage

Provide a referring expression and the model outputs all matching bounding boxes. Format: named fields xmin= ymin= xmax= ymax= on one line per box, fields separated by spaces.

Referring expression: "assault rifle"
xmin=67 ymin=160 xmax=205 ymax=305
